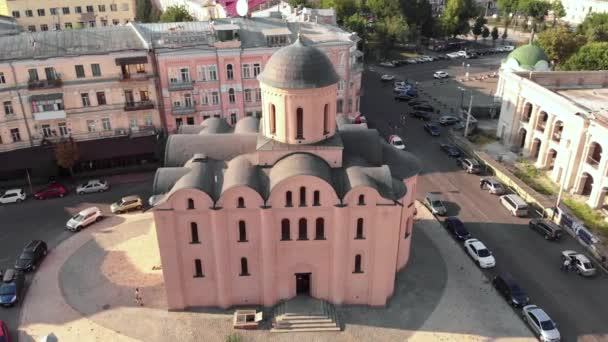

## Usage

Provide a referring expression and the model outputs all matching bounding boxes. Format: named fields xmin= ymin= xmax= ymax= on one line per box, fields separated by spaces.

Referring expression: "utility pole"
xmin=464 ymin=94 xmax=474 ymax=137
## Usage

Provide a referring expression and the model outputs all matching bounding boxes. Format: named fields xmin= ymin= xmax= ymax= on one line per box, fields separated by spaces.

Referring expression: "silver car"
xmin=561 ymin=250 xmax=596 ymax=276
xmin=76 ymin=179 xmax=109 ymax=195
xmin=425 ymin=193 xmax=447 ymax=216
xmin=480 ymin=177 xmax=505 ymax=195
xmin=522 ymin=305 xmax=560 ymax=342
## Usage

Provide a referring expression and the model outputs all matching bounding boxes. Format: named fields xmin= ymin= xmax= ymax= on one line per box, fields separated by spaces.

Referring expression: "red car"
xmin=34 ymin=183 xmax=68 ymax=199
xmin=0 ymin=320 xmax=11 ymax=342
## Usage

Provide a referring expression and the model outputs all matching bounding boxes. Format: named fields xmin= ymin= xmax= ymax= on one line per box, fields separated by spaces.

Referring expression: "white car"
xmin=561 ymin=250 xmax=596 ymax=276
xmin=394 ymin=81 xmax=407 ymax=87
xmin=76 ymin=179 xmax=109 ymax=195
xmin=388 ymin=135 xmax=405 ymax=150
xmin=420 ymin=55 xmax=434 ymax=62
xmin=464 ymin=238 xmax=496 ymax=268
xmin=446 ymin=52 xmax=461 ymax=59
xmin=381 ymin=74 xmax=395 ymax=81
xmin=456 ymin=50 xmax=467 ymax=56
xmin=66 ymin=206 xmax=103 ymax=232
xmin=433 ymin=71 xmax=449 ymax=79
xmin=522 ymin=305 xmax=561 ymax=342
xmin=502 ymin=45 xmax=515 ymax=52
xmin=438 ymin=115 xmax=460 ymax=125
xmin=393 ymin=85 xmax=411 ymax=93
xmin=379 ymin=61 xmax=395 ymax=67
xmin=0 ymin=188 xmax=26 ymax=204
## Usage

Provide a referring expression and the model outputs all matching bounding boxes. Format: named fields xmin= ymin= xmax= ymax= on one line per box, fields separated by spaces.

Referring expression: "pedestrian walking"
xmin=561 ymin=258 xmax=571 ymax=272
xmin=135 ymin=287 xmax=144 ymax=306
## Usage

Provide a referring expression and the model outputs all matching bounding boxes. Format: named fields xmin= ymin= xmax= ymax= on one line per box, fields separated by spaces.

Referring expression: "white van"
xmin=499 ymin=194 xmax=528 ymax=217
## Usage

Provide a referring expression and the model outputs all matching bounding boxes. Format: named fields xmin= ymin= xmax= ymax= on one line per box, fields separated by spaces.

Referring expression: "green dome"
xmin=507 ymin=44 xmax=549 ymax=69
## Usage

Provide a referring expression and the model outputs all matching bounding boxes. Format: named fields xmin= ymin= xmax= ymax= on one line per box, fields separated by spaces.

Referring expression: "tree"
xmin=482 ymin=26 xmax=490 ymax=39
xmin=329 ymin=0 xmax=359 ymax=24
xmin=136 ymin=0 xmax=161 ymax=22
xmin=491 ymin=26 xmax=499 ymax=44
xmin=368 ymin=0 xmax=400 ymax=19
xmin=551 ymin=1 xmax=566 ymax=27
xmin=288 ymin=0 xmax=308 ymax=7
xmin=472 ymin=15 xmax=486 ymax=40
xmin=373 ymin=16 xmax=409 ymax=57
xmin=537 ymin=26 xmax=586 ymax=65
xmin=562 ymin=42 xmax=608 ymax=70
xmin=400 ymin=0 xmax=436 ymax=37
xmin=160 ymin=5 xmax=195 ymax=22
xmin=441 ymin=0 xmax=478 ymax=37
xmin=54 ymin=139 xmax=79 ymax=177
xmin=577 ymin=13 xmax=608 ymax=42
xmin=518 ymin=0 xmax=551 ymax=41
xmin=344 ymin=13 xmax=367 ymax=40
xmin=502 ymin=28 xmax=508 ymax=40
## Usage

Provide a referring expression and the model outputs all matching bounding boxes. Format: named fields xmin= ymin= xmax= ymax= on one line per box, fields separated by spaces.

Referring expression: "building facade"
xmin=133 ymin=18 xmax=362 ymax=133
xmin=0 ymin=25 xmax=161 ymax=180
xmin=561 ymin=0 xmax=608 ymax=24
xmin=155 ymin=0 xmax=226 ymax=21
xmin=0 ymin=0 xmax=136 ymax=32
xmin=150 ymin=38 xmax=418 ymax=310
xmin=497 ymin=70 xmax=608 ymax=209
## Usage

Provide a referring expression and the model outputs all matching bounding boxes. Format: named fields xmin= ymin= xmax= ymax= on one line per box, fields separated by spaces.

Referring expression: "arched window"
xmin=281 ymin=219 xmax=291 ymax=240
xmin=237 ymin=197 xmax=245 ymax=208
xmin=228 ymin=88 xmax=235 ymax=103
xmin=355 ymin=218 xmax=364 ymax=239
xmin=190 ymin=222 xmax=200 ymax=243
xmin=286 ymin=191 xmax=293 ymax=207
xmin=226 ymin=64 xmax=234 ymax=80
xmin=240 ymin=257 xmax=249 ymax=276
xmin=315 ymin=218 xmax=325 ymax=240
xmin=354 ymin=254 xmax=363 ymax=273
xmin=323 ymin=104 xmax=329 ymax=134
xmin=296 ymin=107 xmax=304 ymax=139
xmin=298 ymin=218 xmax=308 ymax=240
xmin=358 ymin=195 xmax=365 ymax=206
xmin=299 ymin=186 xmax=306 ymax=206
xmin=270 ymin=104 xmax=276 ymax=134
xmin=238 ymin=220 xmax=247 ymax=242
xmin=313 ymin=190 xmax=320 ymax=206
xmin=187 ymin=198 xmax=195 ymax=209
xmin=194 ymin=259 xmax=204 ymax=277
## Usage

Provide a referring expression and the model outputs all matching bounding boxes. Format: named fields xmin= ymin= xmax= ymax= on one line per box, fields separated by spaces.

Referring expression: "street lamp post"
xmin=464 ymin=94 xmax=474 ymax=137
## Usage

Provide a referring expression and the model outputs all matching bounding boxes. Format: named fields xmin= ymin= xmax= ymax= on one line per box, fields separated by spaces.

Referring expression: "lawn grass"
xmin=512 ymin=159 xmax=558 ymax=196
xmin=562 ymin=197 xmax=608 ymax=237
xmin=468 ymin=130 xmax=497 ymax=147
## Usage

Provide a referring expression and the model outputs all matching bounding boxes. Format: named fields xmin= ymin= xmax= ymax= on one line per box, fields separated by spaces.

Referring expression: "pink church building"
xmin=151 ymin=37 xmax=419 ymax=310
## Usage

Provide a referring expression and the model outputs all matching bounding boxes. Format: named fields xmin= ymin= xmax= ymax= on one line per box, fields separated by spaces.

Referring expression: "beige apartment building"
xmin=0 ymin=24 xmax=161 ymax=180
xmin=0 ymin=0 xmax=136 ymax=32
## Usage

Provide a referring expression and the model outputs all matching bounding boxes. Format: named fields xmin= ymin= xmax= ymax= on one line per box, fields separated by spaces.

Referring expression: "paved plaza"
xmin=18 ymin=203 xmax=534 ymax=342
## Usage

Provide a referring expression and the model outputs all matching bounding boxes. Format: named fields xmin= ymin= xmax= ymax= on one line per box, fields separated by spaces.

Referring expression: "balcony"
xmin=172 ymin=105 xmax=196 ymax=115
xmin=129 ymin=125 xmax=156 ymax=137
xmin=124 ymin=100 xmax=155 ymax=111
xmin=28 ymin=78 xmax=63 ymax=90
xmin=119 ymin=72 xmax=150 ymax=82
xmin=70 ymin=128 xmax=130 ymax=141
xmin=33 ymin=110 xmax=66 ymax=121
xmin=168 ymin=80 xmax=194 ymax=91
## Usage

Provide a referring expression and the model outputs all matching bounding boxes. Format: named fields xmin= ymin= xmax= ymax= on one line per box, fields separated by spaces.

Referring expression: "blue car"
xmin=424 ymin=122 xmax=440 ymax=136
xmin=440 ymin=143 xmax=461 ymax=157
xmin=444 ymin=217 xmax=472 ymax=240
xmin=405 ymin=88 xmax=418 ymax=97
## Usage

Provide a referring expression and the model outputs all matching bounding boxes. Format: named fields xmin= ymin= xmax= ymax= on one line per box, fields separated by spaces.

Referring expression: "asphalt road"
xmin=0 ymin=180 xmax=153 ymax=341
xmin=361 ymin=61 xmax=608 ymax=341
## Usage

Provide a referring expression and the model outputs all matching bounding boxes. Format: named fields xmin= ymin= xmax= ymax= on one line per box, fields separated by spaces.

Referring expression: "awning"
xmin=115 ymin=56 xmax=148 ymax=66
xmin=29 ymin=93 xmax=63 ymax=102
xmin=78 ymin=135 xmax=158 ymax=161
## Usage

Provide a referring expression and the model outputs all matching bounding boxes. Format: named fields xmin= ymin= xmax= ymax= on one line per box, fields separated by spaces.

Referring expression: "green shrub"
xmin=226 ymin=332 xmax=242 ymax=342
xmin=562 ymin=197 xmax=608 ymax=235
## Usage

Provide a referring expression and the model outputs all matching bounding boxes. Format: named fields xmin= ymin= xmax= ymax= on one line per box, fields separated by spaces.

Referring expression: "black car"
xmin=440 ymin=143 xmax=462 ymax=157
xmin=424 ymin=122 xmax=441 ymax=136
xmin=492 ymin=273 xmax=530 ymax=307
xmin=410 ymin=111 xmax=432 ymax=120
xmin=14 ymin=240 xmax=48 ymax=272
xmin=0 ymin=269 xmax=25 ymax=307
xmin=394 ymin=93 xmax=413 ymax=102
xmin=413 ymin=104 xmax=434 ymax=112
xmin=529 ymin=218 xmax=563 ymax=240
xmin=444 ymin=217 xmax=471 ymax=240
xmin=408 ymin=100 xmax=429 ymax=107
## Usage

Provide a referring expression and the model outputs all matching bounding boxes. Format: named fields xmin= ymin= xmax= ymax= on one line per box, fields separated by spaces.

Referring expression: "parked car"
xmin=444 ymin=217 xmax=471 ymax=240
xmin=457 ymin=158 xmax=482 ymax=174
xmin=0 ymin=269 xmax=24 ymax=307
xmin=406 ymin=58 xmax=419 ymax=64
xmin=33 ymin=183 xmax=68 ymax=200
xmin=492 ymin=273 xmax=530 ymax=307
xmin=14 ymin=240 xmax=48 ymax=272
xmin=381 ymin=74 xmax=395 ymax=81
xmin=446 ymin=52 xmax=461 ymax=59
xmin=455 ymin=50 xmax=467 ymax=57
xmin=379 ymin=61 xmax=396 ymax=67
xmin=420 ymin=55 xmax=434 ymax=62
xmin=522 ymin=305 xmax=561 ymax=342
xmin=434 ymin=70 xmax=449 ymax=79
xmin=0 ymin=189 xmax=26 ymax=204
xmin=424 ymin=122 xmax=441 ymax=136
xmin=0 ymin=319 xmax=10 ymax=342
xmin=393 ymin=80 xmax=409 ymax=87
xmin=354 ymin=115 xmax=367 ymax=124
xmin=464 ymin=238 xmax=496 ymax=268
xmin=499 ymin=194 xmax=529 ymax=217
xmin=438 ymin=115 xmax=460 ymax=125
xmin=425 ymin=193 xmax=447 ymax=216
xmin=529 ymin=218 xmax=563 ymax=241
xmin=502 ymin=45 xmax=515 ymax=51
xmin=66 ymin=207 xmax=103 ymax=232
xmin=388 ymin=135 xmax=405 ymax=150
xmin=480 ymin=177 xmax=505 ymax=195
xmin=393 ymin=85 xmax=412 ymax=93
xmin=111 ymin=195 xmax=144 ymax=214
xmin=76 ymin=179 xmax=109 ymax=195
xmin=394 ymin=93 xmax=413 ymax=102
xmin=413 ymin=104 xmax=434 ymax=112
xmin=561 ymin=250 xmax=596 ymax=276
xmin=440 ymin=143 xmax=462 ymax=157
xmin=464 ymin=52 xmax=478 ymax=59
xmin=410 ymin=111 xmax=432 ymax=121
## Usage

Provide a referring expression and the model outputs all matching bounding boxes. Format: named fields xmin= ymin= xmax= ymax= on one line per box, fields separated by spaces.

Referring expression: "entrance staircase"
xmin=271 ymin=296 xmax=340 ymax=333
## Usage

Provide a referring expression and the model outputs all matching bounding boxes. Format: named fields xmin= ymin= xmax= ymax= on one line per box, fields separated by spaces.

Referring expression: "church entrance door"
xmin=295 ymin=273 xmax=311 ymax=296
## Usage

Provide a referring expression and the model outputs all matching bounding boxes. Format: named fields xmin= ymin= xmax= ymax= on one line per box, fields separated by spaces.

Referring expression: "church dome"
xmin=507 ymin=44 xmax=549 ymax=70
xmin=257 ymin=36 xmax=340 ymax=89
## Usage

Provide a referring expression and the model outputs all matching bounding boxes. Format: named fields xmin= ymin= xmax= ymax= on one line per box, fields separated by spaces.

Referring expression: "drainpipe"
xmin=10 ymin=62 xmax=34 ymax=146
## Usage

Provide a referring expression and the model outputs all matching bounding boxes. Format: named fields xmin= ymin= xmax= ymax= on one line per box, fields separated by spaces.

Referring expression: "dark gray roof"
xmin=234 ymin=116 xmax=261 ymax=134
xmin=257 ymin=37 xmax=339 ymax=89
xmin=153 ymin=167 xmax=191 ymax=194
xmin=222 ymin=155 xmax=267 ymax=197
xmin=164 ymin=134 xmax=258 ymax=167
xmin=269 ymin=153 xmax=332 ymax=190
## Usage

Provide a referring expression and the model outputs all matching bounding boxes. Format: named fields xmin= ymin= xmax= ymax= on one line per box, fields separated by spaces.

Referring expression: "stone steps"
xmin=271 ymin=297 xmax=340 ymax=333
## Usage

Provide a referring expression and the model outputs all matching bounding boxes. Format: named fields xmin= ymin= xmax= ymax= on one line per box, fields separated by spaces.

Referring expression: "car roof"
xmin=79 ymin=207 xmax=100 ymax=215
xmin=497 ymin=272 xmax=519 ymax=287
xmin=526 ymin=306 xmax=551 ymax=321
xmin=467 ymin=239 xmax=486 ymax=249
xmin=574 ymin=254 xmax=591 ymax=263
xmin=426 ymin=193 xmax=441 ymax=201
xmin=4 ymin=188 xmax=23 ymax=193
xmin=24 ymin=240 xmax=42 ymax=250
xmin=122 ymin=195 xmax=141 ymax=201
